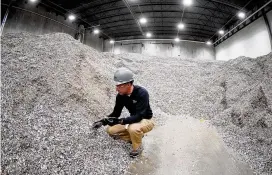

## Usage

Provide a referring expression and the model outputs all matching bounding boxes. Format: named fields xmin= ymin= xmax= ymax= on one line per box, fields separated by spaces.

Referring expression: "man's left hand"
xmin=106 ymin=117 xmax=123 ymax=126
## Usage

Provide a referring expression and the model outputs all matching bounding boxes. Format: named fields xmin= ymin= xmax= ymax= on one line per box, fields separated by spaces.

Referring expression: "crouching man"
xmin=93 ymin=67 xmax=155 ymax=158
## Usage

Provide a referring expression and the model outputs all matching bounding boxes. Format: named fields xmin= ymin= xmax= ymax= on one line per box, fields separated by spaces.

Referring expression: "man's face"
xmin=116 ymin=83 xmax=130 ymax=95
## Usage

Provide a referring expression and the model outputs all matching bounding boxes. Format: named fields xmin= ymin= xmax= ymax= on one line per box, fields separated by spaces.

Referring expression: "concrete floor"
xmin=126 ymin=116 xmax=253 ymax=175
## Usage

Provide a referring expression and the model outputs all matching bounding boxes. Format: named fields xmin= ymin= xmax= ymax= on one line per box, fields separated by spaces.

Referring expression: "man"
xmin=93 ymin=67 xmax=155 ymax=157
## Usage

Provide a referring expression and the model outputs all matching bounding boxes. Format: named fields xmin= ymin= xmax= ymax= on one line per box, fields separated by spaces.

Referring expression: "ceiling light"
xmin=140 ymin=17 xmax=147 ymax=24
xmin=183 ymin=0 xmax=193 ymax=6
xmin=110 ymin=40 xmax=115 ymax=44
xmin=175 ymin=37 xmax=180 ymax=42
xmin=93 ymin=29 xmax=100 ymax=34
xmin=29 ymin=0 xmax=37 ymax=2
xmin=177 ymin=23 xmax=185 ymax=29
xmin=68 ymin=14 xmax=76 ymax=21
xmin=146 ymin=32 xmax=152 ymax=38
xmin=238 ymin=12 xmax=246 ymax=19
xmin=218 ymin=30 xmax=224 ymax=35
xmin=206 ymin=41 xmax=212 ymax=45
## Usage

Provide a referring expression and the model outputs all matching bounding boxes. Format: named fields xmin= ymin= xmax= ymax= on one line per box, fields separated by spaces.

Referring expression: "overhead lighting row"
xmin=215 ymin=11 xmax=246 ymax=39
xmin=28 ymin=0 xmax=247 ymax=46
xmin=138 ymin=0 xmax=247 ymax=45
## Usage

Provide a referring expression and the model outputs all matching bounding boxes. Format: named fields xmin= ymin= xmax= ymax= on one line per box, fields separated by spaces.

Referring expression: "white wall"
xmin=2 ymin=2 xmax=104 ymax=52
xmin=2 ymin=2 xmax=77 ymax=37
xmin=104 ymin=40 xmax=215 ymax=60
xmin=215 ymin=11 xmax=272 ymax=61
xmin=84 ymin=31 xmax=104 ymax=52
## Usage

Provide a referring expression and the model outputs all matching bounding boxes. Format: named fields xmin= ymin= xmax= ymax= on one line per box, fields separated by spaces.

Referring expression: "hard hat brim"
xmin=115 ymin=81 xmax=127 ymax=85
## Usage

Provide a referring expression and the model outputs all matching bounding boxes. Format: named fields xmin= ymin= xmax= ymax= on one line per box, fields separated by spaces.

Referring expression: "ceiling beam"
xmin=105 ymin=25 xmax=214 ymax=35
xmin=122 ymin=0 xmax=144 ymax=35
xmin=90 ymin=15 xmax=225 ymax=27
xmin=114 ymin=36 xmax=206 ymax=41
xmin=99 ymin=18 xmax=220 ymax=29
xmin=112 ymin=30 xmax=210 ymax=37
xmin=113 ymin=33 xmax=208 ymax=40
xmin=74 ymin=0 xmax=119 ymax=13
xmin=86 ymin=11 xmax=227 ymax=24
xmin=207 ymin=0 xmax=242 ymax=10
xmin=81 ymin=4 xmax=233 ymax=19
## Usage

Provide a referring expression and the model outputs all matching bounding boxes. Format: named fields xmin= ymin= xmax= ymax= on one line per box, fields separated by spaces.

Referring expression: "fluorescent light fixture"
xmin=68 ymin=14 xmax=76 ymax=21
xmin=110 ymin=40 xmax=115 ymax=44
xmin=29 ymin=0 xmax=37 ymax=2
xmin=146 ymin=32 xmax=152 ymax=38
xmin=93 ymin=29 xmax=100 ymax=34
xmin=183 ymin=0 xmax=193 ymax=6
xmin=139 ymin=17 xmax=147 ymax=24
xmin=218 ymin=30 xmax=224 ymax=35
xmin=238 ymin=12 xmax=246 ymax=19
xmin=177 ymin=23 xmax=185 ymax=29
xmin=206 ymin=41 xmax=212 ymax=45
xmin=175 ymin=37 xmax=180 ymax=42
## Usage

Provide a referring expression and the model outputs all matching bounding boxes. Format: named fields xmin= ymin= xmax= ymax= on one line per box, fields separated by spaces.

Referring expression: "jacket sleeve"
xmin=108 ymin=95 xmax=124 ymax=118
xmin=122 ymin=91 xmax=149 ymax=124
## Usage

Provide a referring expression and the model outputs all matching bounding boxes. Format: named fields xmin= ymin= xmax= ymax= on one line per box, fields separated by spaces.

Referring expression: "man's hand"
xmin=92 ymin=121 xmax=104 ymax=129
xmin=106 ymin=117 xmax=122 ymax=126
xmin=92 ymin=117 xmax=122 ymax=129
xmin=92 ymin=118 xmax=108 ymax=129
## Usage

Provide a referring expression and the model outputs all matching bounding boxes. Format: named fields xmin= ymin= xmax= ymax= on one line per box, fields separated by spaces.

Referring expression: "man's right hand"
xmin=92 ymin=117 xmax=121 ymax=129
xmin=92 ymin=121 xmax=104 ymax=129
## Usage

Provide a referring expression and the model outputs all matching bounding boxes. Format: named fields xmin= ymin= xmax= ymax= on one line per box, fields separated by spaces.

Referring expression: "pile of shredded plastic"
xmin=1 ymin=33 xmax=271 ymax=174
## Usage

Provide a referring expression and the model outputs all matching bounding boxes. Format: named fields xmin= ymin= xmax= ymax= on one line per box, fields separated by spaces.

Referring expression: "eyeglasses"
xmin=116 ymin=84 xmax=128 ymax=89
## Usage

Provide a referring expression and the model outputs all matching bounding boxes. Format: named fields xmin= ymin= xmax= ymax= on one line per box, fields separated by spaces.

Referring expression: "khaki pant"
xmin=106 ymin=119 xmax=155 ymax=150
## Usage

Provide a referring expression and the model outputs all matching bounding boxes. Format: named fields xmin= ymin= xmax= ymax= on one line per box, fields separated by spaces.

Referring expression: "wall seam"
xmin=262 ymin=10 xmax=272 ymax=50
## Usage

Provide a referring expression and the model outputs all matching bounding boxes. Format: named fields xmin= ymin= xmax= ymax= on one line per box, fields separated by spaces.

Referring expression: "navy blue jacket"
xmin=108 ymin=85 xmax=153 ymax=124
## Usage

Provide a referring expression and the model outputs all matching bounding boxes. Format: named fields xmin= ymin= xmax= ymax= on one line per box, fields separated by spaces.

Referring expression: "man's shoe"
xmin=129 ymin=146 xmax=143 ymax=158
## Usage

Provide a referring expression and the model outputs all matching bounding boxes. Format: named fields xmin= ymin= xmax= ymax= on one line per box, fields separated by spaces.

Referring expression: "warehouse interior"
xmin=1 ymin=0 xmax=272 ymax=174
